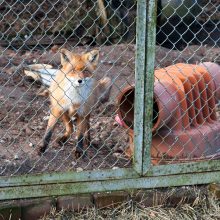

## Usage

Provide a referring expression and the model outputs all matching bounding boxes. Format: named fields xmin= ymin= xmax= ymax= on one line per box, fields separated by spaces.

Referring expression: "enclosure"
xmin=0 ymin=0 xmax=220 ymax=200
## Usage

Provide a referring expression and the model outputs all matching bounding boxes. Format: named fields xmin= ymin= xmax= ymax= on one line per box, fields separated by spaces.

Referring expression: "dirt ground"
xmin=0 ymin=43 xmax=219 ymax=176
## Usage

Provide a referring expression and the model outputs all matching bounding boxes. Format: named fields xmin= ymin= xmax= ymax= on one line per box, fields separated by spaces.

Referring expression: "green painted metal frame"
xmin=1 ymin=171 xmax=220 ymax=200
xmin=142 ymin=0 xmax=157 ymax=173
xmin=0 ymin=0 xmax=220 ymax=201
xmin=133 ymin=0 xmax=147 ymax=175
xmin=0 ymin=168 xmax=139 ymax=187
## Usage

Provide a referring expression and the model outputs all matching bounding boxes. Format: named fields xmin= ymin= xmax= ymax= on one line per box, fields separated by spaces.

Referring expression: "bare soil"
xmin=0 ymin=43 xmax=219 ymax=176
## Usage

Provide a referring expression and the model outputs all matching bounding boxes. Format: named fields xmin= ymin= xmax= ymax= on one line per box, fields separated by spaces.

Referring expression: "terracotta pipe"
xmin=199 ymin=62 xmax=220 ymax=100
xmin=117 ymin=86 xmax=135 ymax=131
xmin=117 ymin=81 xmax=182 ymax=132
xmin=117 ymin=62 xmax=220 ymax=162
xmin=153 ymin=81 xmax=182 ymax=131
xmin=117 ymin=63 xmax=220 ymax=132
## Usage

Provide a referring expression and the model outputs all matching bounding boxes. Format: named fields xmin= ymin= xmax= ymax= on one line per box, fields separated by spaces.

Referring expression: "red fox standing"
xmin=38 ymin=48 xmax=112 ymax=157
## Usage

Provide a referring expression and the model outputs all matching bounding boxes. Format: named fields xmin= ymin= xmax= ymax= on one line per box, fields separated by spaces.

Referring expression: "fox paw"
xmin=37 ymin=144 xmax=46 ymax=156
xmin=56 ymin=135 xmax=68 ymax=145
xmin=75 ymin=148 xmax=87 ymax=159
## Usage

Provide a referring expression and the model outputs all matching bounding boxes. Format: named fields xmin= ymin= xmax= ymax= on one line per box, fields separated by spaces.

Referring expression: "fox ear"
xmin=60 ymin=48 xmax=72 ymax=66
xmin=84 ymin=50 xmax=99 ymax=66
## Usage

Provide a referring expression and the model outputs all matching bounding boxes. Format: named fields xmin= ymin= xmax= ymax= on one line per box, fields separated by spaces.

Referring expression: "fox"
xmin=38 ymin=48 xmax=112 ymax=157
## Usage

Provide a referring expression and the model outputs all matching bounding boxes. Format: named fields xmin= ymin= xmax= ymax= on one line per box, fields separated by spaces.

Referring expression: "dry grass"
xmin=41 ymin=189 xmax=220 ymax=220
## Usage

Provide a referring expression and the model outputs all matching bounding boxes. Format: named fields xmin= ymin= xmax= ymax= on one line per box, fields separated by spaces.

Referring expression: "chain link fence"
xmin=153 ymin=0 xmax=220 ymax=165
xmin=0 ymin=0 xmax=136 ymax=176
xmin=117 ymin=0 xmax=220 ymax=166
xmin=0 ymin=0 xmax=220 ymax=199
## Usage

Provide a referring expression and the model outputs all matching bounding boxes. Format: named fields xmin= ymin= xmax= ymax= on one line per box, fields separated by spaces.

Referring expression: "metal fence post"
xmin=134 ymin=0 xmax=157 ymax=175
xmin=133 ymin=0 xmax=147 ymax=174
xmin=142 ymin=0 xmax=157 ymax=174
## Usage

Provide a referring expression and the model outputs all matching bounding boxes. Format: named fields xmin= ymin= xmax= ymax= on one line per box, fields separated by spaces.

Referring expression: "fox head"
xmin=60 ymin=48 xmax=99 ymax=79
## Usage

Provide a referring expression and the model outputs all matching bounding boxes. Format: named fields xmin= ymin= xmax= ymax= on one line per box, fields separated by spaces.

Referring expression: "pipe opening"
xmin=153 ymin=98 xmax=159 ymax=128
xmin=118 ymin=88 xmax=159 ymax=130
xmin=119 ymin=89 xmax=134 ymax=129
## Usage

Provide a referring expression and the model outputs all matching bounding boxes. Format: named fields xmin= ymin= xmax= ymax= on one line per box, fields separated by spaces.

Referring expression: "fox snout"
xmin=74 ymin=78 xmax=84 ymax=87
xmin=69 ymin=77 xmax=92 ymax=87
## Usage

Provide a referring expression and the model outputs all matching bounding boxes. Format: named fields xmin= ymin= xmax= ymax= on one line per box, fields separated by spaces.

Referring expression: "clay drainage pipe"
xmin=117 ymin=62 xmax=220 ymax=163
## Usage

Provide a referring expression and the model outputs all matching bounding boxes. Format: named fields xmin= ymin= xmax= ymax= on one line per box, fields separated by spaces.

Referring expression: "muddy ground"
xmin=0 ymin=43 xmax=219 ymax=176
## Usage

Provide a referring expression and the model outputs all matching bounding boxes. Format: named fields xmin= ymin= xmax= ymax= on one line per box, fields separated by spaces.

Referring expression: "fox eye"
xmin=89 ymin=53 xmax=98 ymax=63
xmin=83 ymin=69 xmax=91 ymax=75
xmin=62 ymin=53 xmax=69 ymax=63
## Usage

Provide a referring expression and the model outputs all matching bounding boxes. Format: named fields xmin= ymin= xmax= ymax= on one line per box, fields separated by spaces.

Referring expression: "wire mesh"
xmin=0 ymin=0 xmax=220 ymax=178
xmin=152 ymin=0 xmax=220 ymax=165
xmin=116 ymin=0 xmax=220 ymax=167
xmin=0 ymin=0 xmax=136 ymax=176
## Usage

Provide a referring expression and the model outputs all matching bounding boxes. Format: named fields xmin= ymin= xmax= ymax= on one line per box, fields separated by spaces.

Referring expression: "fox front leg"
xmin=38 ymin=109 xmax=62 ymax=155
xmin=75 ymin=115 xmax=90 ymax=158
xmin=56 ymin=112 xmax=73 ymax=145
